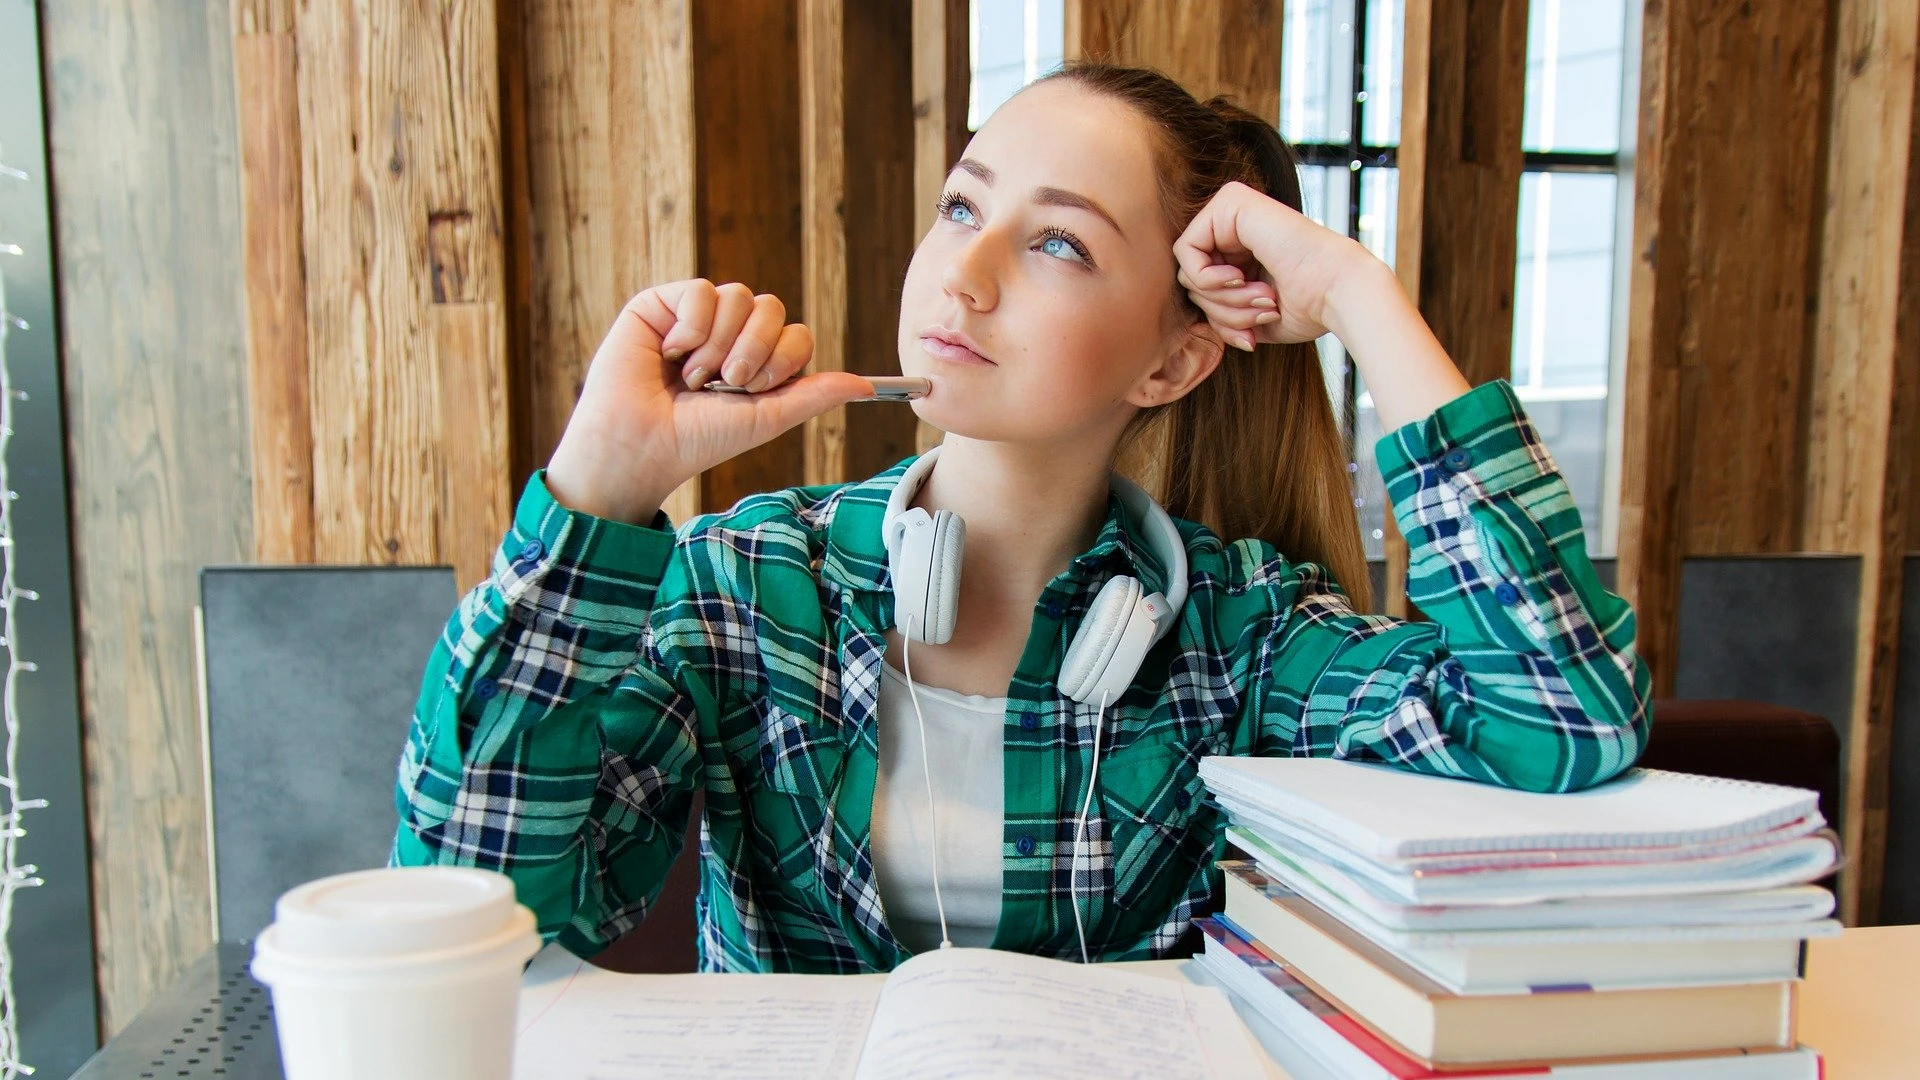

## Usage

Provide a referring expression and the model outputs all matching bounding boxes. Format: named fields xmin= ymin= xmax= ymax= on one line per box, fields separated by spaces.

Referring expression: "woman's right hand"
xmin=545 ymin=279 xmax=877 ymax=524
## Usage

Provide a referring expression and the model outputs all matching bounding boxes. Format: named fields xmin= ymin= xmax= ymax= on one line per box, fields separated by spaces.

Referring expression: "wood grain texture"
xmin=1066 ymin=0 xmax=1282 ymax=122
xmin=1806 ymin=0 xmax=1920 ymax=925
xmin=45 ymin=0 xmax=254 ymax=1036
xmin=1619 ymin=0 xmax=1835 ymax=697
xmin=293 ymin=0 xmax=512 ymax=574
xmin=231 ymin=0 xmax=295 ymax=35
xmin=433 ymin=301 xmax=511 ymax=590
xmin=910 ymin=0 xmax=969 ymax=455
xmin=234 ymin=32 xmax=315 ymax=564
xmin=840 ymin=0 xmax=922 ymax=480
xmin=800 ymin=0 xmax=850 ymax=488
xmin=694 ymin=0 xmax=808 ymax=513
xmin=507 ymin=0 xmax=701 ymax=526
xmin=1387 ymin=0 xmax=1529 ymax=621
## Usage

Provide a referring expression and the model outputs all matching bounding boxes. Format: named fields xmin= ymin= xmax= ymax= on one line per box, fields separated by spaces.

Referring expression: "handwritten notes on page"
xmin=853 ymin=947 xmax=1269 ymax=1080
xmin=514 ymin=947 xmax=885 ymax=1080
xmin=511 ymin=943 xmax=1271 ymax=1079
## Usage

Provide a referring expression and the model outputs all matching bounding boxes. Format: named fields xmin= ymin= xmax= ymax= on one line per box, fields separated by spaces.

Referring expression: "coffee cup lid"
xmin=267 ymin=867 xmax=525 ymax=958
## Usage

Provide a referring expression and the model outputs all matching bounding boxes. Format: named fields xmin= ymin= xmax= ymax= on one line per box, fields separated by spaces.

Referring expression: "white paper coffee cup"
xmin=250 ymin=866 xmax=541 ymax=1080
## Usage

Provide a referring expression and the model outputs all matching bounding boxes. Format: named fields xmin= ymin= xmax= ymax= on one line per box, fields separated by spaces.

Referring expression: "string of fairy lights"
xmin=0 ymin=138 xmax=44 ymax=1078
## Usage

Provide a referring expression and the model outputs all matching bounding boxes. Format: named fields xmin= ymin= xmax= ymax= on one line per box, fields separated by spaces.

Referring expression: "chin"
xmin=908 ymin=397 xmax=1059 ymax=445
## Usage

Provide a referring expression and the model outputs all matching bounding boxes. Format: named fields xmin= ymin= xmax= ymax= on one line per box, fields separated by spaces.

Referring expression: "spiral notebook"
xmin=1196 ymin=759 xmax=1823 ymax=861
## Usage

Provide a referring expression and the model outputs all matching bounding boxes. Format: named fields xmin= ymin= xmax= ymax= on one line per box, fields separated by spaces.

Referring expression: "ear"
xmin=1125 ymin=319 xmax=1226 ymax=408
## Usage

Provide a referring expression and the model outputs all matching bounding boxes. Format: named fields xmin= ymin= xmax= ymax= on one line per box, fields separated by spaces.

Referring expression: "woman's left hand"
xmin=1172 ymin=180 xmax=1377 ymax=351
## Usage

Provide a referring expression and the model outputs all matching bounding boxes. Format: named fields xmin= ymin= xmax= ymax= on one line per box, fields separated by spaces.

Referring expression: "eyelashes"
xmin=934 ymin=190 xmax=1095 ymax=266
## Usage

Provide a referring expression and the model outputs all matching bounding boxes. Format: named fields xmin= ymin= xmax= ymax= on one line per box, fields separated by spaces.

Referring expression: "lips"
xmin=919 ymin=327 xmax=995 ymax=367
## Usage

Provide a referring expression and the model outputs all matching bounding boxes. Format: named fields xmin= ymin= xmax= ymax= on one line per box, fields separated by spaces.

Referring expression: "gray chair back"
xmin=198 ymin=565 xmax=456 ymax=941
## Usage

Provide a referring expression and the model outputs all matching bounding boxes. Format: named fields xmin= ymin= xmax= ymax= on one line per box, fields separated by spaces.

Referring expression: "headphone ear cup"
xmin=920 ymin=509 xmax=964 ymax=643
xmin=1059 ymin=576 xmax=1142 ymax=703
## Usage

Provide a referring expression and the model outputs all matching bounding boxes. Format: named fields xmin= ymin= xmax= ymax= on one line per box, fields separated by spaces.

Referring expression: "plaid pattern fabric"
xmin=392 ymin=378 xmax=1650 ymax=971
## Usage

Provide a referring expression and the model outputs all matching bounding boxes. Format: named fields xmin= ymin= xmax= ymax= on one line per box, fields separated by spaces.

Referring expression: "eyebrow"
xmin=952 ymin=158 xmax=1128 ymax=240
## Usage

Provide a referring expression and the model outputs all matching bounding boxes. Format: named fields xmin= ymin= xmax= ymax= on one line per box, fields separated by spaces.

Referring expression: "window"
xmin=969 ymin=0 xmax=1066 ymax=128
xmin=1284 ymin=0 xmax=1635 ymax=559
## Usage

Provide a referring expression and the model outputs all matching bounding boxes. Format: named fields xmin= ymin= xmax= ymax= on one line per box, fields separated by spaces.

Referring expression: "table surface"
xmin=70 ymin=924 xmax=1920 ymax=1079
xmin=1795 ymin=923 xmax=1920 ymax=1078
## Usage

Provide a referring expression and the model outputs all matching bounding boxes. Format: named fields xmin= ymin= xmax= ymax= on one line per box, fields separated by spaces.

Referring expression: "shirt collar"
xmin=821 ymin=453 xmax=1170 ymax=598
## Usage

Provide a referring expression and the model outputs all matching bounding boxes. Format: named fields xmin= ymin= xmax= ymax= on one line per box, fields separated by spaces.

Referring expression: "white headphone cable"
xmin=899 ymin=615 xmax=953 ymax=950
xmin=1071 ymin=687 xmax=1110 ymax=964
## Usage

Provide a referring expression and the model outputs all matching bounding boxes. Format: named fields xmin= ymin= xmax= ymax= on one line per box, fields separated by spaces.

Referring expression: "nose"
xmin=939 ymin=230 xmax=1000 ymax=312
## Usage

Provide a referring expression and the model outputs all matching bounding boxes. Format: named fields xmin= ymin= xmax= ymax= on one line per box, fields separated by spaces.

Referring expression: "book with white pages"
xmin=1189 ymin=918 xmax=1821 ymax=1080
xmin=1220 ymin=857 xmax=1833 ymax=995
xmin=1198 ymin=758 xmax=1825 ymax=861
xmin=1208 ymin=792 xmax=1840 ymax=906
xmin=1225 ymin=825 xmax=1840 ymax=943
xmin=514 ymin=942 xmax=1271 ymax=1080
xmin=1212 ymin=869 xmax=1798 ymax=1068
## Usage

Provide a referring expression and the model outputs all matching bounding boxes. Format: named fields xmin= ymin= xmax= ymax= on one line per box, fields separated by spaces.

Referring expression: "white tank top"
xmin=870 ymin=660 xmax=1006 ymax=953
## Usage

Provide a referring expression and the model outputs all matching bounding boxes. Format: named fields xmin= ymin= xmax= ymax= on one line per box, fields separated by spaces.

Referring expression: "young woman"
xmin=392 ymin=63 xmax=1649 ymax=972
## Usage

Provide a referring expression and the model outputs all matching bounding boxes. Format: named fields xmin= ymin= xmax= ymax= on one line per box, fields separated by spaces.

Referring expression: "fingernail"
xmin=664 ymin=347 xmax=685 ymax=362
xmin=748 ymin=370 xmax=773 ymax=392
xmin=685 ymin=366 xmax=709 ymax=389
xmin=1254 ymin=311 xmax=1280 ymax=325
xmin=1225 ymin=278 xmax=1245 ymax=289
xmin=1250 ymin=297 xmax=1276 ymax=308
xmin=1237 ymin=334 xmax=1256 ymax=351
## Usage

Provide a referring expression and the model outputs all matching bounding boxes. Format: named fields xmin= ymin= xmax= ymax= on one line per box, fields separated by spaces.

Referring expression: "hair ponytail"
xmin=1037 ymin=63 xmax=1374 ymax=612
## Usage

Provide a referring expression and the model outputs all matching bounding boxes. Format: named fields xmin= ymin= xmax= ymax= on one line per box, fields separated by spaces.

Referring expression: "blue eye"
xmin=1044 ymin=233 xmax=1090 ymax=261
xmin=1038 ymin=231 xmax=1088 ymax=263
xmin=937 ymin=192 xmax=977 ymax=226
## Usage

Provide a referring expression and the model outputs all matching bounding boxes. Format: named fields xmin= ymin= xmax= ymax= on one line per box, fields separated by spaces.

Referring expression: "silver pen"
xmin=701 ymin=375 xmax=930 ymax=401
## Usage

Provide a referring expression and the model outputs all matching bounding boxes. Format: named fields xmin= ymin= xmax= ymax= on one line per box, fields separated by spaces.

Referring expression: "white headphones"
xmin=880 ymin=445 xmax=1190 ymax=962
xmin=882 ymin=445 xmax=1190 ymax=705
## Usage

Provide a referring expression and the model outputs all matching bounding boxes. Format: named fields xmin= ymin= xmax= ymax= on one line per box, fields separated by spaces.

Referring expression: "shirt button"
xmin=1494 ymin=581 xmax=1522 ymax=605
xmin=1020 ymin=712 xmax=1039 ymax=731
xmin=473 ymin=678 xmax=499 ymax=701
xmin=1044 ymin=600 xmax=1064 ymax=619
xmin=1175 ymin=789 xmax=1193 ymax=810
xmin=1441 ymin=447 xmax=1474 ymax=473
xmin=1015 ymin=833 xmax=1036 ymax=857
xmin=518 ymin=539 xmax=546 ymax=563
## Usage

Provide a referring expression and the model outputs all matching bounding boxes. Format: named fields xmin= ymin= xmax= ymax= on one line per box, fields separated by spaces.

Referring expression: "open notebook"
xmin=514 ymin=944 xmax=1272 ymax=1079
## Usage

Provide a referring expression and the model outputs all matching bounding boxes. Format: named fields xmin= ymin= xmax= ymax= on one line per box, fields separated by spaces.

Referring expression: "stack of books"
xmin=1189 ymin=758 xmax=1841 ymax=1079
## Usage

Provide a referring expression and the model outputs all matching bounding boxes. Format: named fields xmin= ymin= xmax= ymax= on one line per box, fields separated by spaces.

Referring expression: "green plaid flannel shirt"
xmin=392 ymin=378 xmax=1650 ymax=972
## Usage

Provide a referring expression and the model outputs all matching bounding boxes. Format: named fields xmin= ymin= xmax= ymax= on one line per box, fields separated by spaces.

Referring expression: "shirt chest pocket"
xmin=1098 ymin=731 xmax=1214 ymax=912
xmin=742 ymin=702 xmax=847 ymax=893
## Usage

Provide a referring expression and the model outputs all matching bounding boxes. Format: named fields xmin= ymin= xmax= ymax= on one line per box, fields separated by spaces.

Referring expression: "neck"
xmin=913 ymin=436 xmax=1115 ymax=596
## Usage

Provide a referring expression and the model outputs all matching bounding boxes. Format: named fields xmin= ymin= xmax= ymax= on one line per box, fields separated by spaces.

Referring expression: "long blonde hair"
xmin=1036 ymin=61 xmax=1374 ymax=612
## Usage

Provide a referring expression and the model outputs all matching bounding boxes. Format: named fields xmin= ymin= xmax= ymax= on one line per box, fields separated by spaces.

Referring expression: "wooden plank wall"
xmin=1804 ymin=0 xmax=1920 ymax=925
xmin=287 ymin=0 xmax=513 ymax=592
xmin=1615 ymin=0 xmax=1920 ymax=923
xmin=1387 ymin=0 xmax=1531 ymax=619
xmin=1619 ymin=0 xmax=1835 ymax=698
xmin=235 ymin=0 xmax=515 ymax=592
xmin=691 ymin=1 xmax=806 ymax=513
xmin=1065 ymin=0 xmax=1282 ymax=121
xmin=834 ymin=1 xmax=923 ymax=482
xmin=801 ymin=0 xmax=923 ymax=488
xmin=500 ymin=0 xmax=701 ymax=525
xmin=44 ymin=0 xmax=255 ymax=1038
